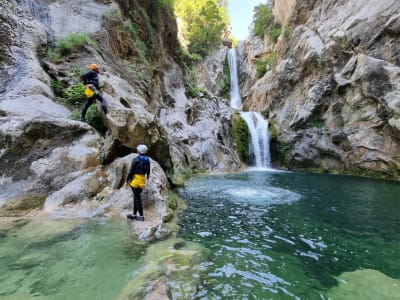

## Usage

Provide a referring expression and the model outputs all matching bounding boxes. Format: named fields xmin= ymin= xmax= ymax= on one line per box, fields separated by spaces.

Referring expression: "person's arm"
xmin=127 ymin=159 xmax=137 ymax=183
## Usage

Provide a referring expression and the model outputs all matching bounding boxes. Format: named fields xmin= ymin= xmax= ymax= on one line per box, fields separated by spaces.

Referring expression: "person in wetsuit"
xmin=80 ymin=63 xmax=108 ymax=122
xmin=126 ymin=144 xmax=151 ymax=221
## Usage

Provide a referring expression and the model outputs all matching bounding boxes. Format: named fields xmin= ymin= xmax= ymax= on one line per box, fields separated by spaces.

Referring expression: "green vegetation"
xmin=123 ymin=20 xmax=150 ymax=65
xmin=51 ymin=79 xmax=106 ymax=135
xmin=175 ymin=0 xmax=229 ymax=57
xmin=86 ymin=105 xmax=107 ymax=135
xmin=232 ymin=112 xmax=249 ymax=163
xmin=253 ymin=4 xmax=282 ymax=42
xmin=178 ymin=49 xmax=211 ymax=98
xmin=188 ymin=86 xmax=211 ymax=98
xmin=309 ymin=119 xmax=326 ymax=128
xmin=51 ymin=79 xmax=65 ymax=98
xmin=158 ymin=0 xmax=174 ymax=11
xmin=46 ymin=33 xmax=96 ymax=62
xmin=57 ymin=33 xmax=96 ymax=55
xmin=268 ymin=122 xmax=279 ymax=140
xmin=167 ymin=192 xmax=179 ymax=210
xmin=65 ymin=83 xmax=86 ymax=106
xmin=170 ymin=166 xmax=194 ymax=187
xmin=219 ymin=56 xmax=231 ymax=99
xmin=255 ymin=58 xmax=268 ymax=77
xmin=254 ymin=51 xmax=278 ymax=77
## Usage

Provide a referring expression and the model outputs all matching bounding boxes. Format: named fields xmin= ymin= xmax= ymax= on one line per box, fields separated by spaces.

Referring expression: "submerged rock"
xmin=117 ymin=237 xmax=210 ymax=300
xmin=327 ymin=269 xmax=400 ymax=299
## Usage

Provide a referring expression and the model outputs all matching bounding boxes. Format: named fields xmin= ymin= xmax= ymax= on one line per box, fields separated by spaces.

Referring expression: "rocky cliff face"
xmin=0 ymin=0 xmax=241 ymax=230
xmin=239 ymin=0 xmax=400 ymax=179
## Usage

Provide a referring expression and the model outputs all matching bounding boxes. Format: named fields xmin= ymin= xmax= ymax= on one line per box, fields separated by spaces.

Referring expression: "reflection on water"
xmin=177 ymin=170 xmax=400 ymax=299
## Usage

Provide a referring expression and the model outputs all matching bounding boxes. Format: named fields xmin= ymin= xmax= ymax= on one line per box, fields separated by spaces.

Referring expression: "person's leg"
xmin=133 ymin=188 xmax=144 ymax=219
xmin=126 ymin=187 xmax=137 ymax=220
xmin=96 ymin=93 xmax=108 ymax=114
xmin=81 ymin=97 xmax=94 ymax=121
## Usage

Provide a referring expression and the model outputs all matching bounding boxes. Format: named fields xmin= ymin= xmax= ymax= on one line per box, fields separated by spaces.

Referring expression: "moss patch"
xmin=167 ymin=191 xmax=178 ymax=210
xmin=232 ymin=112 xmax=249 ymax=163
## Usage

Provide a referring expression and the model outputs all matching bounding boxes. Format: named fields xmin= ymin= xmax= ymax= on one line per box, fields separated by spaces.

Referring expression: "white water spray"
xmin=227 ymin=49 xmax=242 ymax=110
xmin=240 ymin=112 xmax=271 ymax=168
xmin=228 ymin=48 xmax=271 ymax=168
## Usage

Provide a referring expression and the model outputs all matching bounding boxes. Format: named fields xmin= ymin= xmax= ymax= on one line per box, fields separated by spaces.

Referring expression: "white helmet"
xmin=137 ymin=144 xmax=148 ymax=154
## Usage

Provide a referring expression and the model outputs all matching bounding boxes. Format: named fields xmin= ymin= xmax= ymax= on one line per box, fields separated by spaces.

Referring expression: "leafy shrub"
xmin=253 ymin=4 xmax=282 ymax=42
xmin=46 ymin=33 xmax=96 ymax=63
xmin=51 ymin=80 xmax=65 ymax=97
xmin=187 ymin=86 xmax=210 ymax=99
xmin=268 ymin=25 xmax=282 ymax=43
xmin=56 ymin=33 xmax=96 ymax=56
xmin=175 ymin=0 xmax=229 ymax=57
xmin=64 ymin=83 xmax=86 ymax=106
xmin=255 ymin=59 xmax=268 ymax=78
xmin=86 ymin=105 xmax=107 ymax=136
xmin=46 ymin=49 xmax=63 ymax=63
xmin=254 ymin=51 xmax=277 ymax=77
xmin=178 ymin=48 xmax=204 ymax=97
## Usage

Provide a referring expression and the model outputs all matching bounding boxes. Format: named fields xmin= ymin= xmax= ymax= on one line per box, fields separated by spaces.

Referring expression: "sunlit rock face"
xmin=239 ymin=0 xmax=400 ymax=179
xmin=0 ymin=0 xmax=242 ymax=220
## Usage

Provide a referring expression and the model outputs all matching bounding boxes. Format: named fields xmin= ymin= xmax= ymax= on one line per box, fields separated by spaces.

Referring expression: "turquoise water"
xmin=1 ymin=170 xmax=400 ymax=299
xmin=177 ymin=170 xmax=400 ymax=299
xmin=0 ymin=218 xmax=146 ymax=300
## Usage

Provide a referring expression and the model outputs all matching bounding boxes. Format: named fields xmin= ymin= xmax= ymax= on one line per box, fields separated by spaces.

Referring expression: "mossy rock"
xmin=0 ymin=194 xmax=47 ymax=217
xmin=232 ymin=112 xmax=249 ymax=163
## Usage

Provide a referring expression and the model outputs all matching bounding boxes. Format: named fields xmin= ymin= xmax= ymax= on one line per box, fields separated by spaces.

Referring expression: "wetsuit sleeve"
xmin=127 ymin=158 xmax=138 ymax=183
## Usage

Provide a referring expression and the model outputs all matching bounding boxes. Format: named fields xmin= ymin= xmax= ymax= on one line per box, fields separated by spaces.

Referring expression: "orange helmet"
xmin=90 ymin=63 xmax=99 ymax=70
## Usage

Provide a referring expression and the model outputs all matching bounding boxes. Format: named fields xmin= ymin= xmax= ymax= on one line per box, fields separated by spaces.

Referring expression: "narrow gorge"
xmin=0 ymin=0 xmax=400 ymax=299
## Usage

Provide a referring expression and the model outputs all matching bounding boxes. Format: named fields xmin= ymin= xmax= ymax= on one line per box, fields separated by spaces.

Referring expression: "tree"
xmin=175 ymin=0 xmax=229 ymax=56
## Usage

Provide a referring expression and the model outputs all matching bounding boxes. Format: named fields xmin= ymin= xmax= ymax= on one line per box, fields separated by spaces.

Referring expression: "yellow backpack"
xmin=130 ymin=174 xmax=146 ymax=189
xmin=84 ymin=87 xmax=95 ymax=98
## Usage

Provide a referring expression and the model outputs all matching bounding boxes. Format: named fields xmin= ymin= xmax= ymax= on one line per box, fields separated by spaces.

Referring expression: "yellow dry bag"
xmin=130 ymin=174 xmax=146 ymax=189
xmin=84 ymin=87 xmax=95 ymax=98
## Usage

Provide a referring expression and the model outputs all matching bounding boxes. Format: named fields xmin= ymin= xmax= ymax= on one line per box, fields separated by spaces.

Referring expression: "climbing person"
xmin=80 ymin=63 xmax=108 ymax=122
xmin=126 ymin=144 xmax=151 ymax=221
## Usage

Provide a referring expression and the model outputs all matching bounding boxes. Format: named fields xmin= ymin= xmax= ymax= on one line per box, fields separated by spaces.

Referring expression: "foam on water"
xmin=185 ymin=171 xmax=301 ymax=206
xmin=225 ymin=186 xmax=300 ymax=205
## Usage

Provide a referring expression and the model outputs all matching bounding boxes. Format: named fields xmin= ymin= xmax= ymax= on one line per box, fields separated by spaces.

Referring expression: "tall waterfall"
xmin=228 ymin=48 xmax=271 ymax=168
xmin=227 ymin=49 xmax=242 ymax=110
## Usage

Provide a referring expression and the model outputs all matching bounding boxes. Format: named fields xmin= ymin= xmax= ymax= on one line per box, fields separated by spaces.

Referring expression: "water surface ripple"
xmin=177 ymin=170 xmax=400 ymax=299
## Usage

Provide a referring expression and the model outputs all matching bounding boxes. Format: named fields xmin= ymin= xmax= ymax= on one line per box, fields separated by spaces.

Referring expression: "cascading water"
xmin=240 ymin=112 xmax=271 ymax=168
xmin=227 ymin=48 xmax=242 ymax=110
xmin=228 ymin=48 xmax=271 ymax=168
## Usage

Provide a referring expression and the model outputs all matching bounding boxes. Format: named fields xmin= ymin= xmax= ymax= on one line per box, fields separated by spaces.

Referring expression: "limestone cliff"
xmin=0 ymin=0 xmax=241 ymax=230
xmin=239 ymin=0 xmax=400 ymax=179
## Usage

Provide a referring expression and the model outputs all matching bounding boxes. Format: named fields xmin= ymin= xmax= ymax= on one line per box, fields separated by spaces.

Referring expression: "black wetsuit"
xmin=81 ymin=70 xmax=107 ymax=120
xmin=127 ymin=155 xmax=151 ymax=217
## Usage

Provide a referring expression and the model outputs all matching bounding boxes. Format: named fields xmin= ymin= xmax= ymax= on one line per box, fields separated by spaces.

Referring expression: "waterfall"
xmin=240 ymin=112 xmax=271 ymax=168
xmin=227 ymin=49 xmax=242 ymax=110
xmin=228 ymin=48 xmax=271 ymax=168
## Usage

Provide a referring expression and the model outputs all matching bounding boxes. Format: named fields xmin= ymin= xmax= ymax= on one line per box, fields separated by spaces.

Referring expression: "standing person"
xmin=126 ymin=144 xmax=150 ymax=221
xmin=80 ymin=63 xmax=108 ymax=122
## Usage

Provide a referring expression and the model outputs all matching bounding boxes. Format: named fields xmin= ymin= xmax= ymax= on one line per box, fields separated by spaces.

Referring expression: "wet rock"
xmin=241 ymin=0 xmax=400 ymax=179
